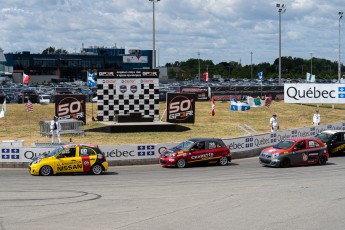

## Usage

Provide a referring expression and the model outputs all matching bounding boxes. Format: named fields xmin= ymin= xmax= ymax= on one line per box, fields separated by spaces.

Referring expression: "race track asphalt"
xmin=1 ymin=156 xmax=345 ymax=230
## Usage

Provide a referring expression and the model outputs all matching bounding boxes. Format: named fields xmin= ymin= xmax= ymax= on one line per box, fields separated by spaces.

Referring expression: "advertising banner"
xmin=166 ymin=93 xmax=196 ymax=123
xmin=2 ymin=122 xmax=345 ymax=163
xmin=180 ymin=86 xmax=209 ymax=100
xmin=123 ymin=55 xmax=148 ymax=63
xmin=284 ymin=83 xmax=345 ymax=104
xmin=55 ymin=95 xmax=87 ymax=123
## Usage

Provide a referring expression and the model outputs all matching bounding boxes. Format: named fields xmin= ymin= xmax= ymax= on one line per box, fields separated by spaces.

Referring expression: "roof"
xmin=188 ymin=138 xmax=223 ymax=142
xmin=321 ymin=130 xmax=345 ymax=135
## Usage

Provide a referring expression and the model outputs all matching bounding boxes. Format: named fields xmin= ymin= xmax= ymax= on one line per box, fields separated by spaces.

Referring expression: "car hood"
xmin=261 ymin=147 xmax=287 ymax=155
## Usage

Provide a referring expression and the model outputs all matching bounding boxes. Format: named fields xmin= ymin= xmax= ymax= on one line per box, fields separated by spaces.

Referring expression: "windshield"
xmin=315 ymin=133 xmax=332 ymax=142
xmin=175 ymin=140 xmax=195 ymax=151
xmin=273 ymin=140 xmax=295 ymax=150
xmin=46 ymin=146 xmax=64 ymax=157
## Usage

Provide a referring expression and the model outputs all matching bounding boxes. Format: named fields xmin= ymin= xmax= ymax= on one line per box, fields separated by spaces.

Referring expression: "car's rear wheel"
xmin=91 ymin=164 xmax=103 ymax=175
xmin=280 ymin=158 xmax=290 ymax=168
xmin=176 ymin=158 xmax=187 ymax=168
xmin=318 ymin=156 xmax=327 ymax=165
xmin=40 ymin=165 xmax=52 ymax=176
xmin=219 ymin=156 xmax=228 ymax=166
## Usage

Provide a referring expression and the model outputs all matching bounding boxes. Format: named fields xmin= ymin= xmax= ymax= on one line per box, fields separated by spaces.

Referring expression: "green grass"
xmin=0 ymin=101 xmax=344 ymax=146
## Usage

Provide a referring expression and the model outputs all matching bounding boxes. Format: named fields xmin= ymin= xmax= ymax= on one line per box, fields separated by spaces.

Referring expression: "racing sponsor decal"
xmin=81 ymin=156 xmax=91 ymax=172
xmin=166 ymin=93 xmax=196 ymax=123
xmin=56 ymin=161 xmax=83 ymax=172
xmin=191 ymin=153 xmax=214 ymax=160
xmin=120 ymin=85 xmax=127 ymax=93
xmin=331 ymin=143 xmax=345 ymax=154
xmin=302 ymin=153 xmax=308 ymax=161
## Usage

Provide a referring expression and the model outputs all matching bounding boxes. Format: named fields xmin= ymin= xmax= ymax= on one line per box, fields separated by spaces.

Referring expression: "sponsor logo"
xmin=130 ymin=85 xmax=138 ymax=93
xmin=286 ymin=86 xmax=336 ymax=101
xmin=83 ymin=161 xmax=89 ymax=166
xmin=191 ymin=153 xmax=214 ymax=160
xmin=120 ymin=85 xmax=127 ymax=93
xmin=302 ymin=153 xmax=308 ymax=161
xmin=168 ymin=95 xmax=194 ymax=121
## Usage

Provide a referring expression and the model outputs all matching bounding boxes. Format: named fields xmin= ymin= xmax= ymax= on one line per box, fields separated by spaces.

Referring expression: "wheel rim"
xmin=319 ymin=156 xmax=326 ymax=165
xmin=92 ymin=165 xmax=103 ymax=175
xmin=177 ymin=159 xmax=186 ymax=168
xmin=41 ymin=166 xmax=51 ymax=176
xmin=220 ymin=157 xmax=228 ymax=166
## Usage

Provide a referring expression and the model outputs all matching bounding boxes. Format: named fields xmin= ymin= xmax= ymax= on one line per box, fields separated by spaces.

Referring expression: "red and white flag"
xmin=211 ymin=96 xmax=215 ymax=116
xmin=25 ymin=100 xmax=33 ymax=112
xmin=23 ymin=72 xmax=30 ymax=85
xmin=203 ymin=71 xmax=209 ymax=82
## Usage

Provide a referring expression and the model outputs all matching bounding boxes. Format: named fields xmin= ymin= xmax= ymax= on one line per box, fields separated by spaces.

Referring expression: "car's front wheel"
xmin=219 ymin=156 xmax=228 ymax=166
xmin=280 ymin=158 xmax=290 ymax=168
xmin=318 ymin=156 xmax=327 ymax=165
xmin=176 ymin=158 xmax=187 ymax=168
xmin=40 ymin=165 xmax=52 ymax=176
xmin=91 ymin=164 xmax=103 ymax=175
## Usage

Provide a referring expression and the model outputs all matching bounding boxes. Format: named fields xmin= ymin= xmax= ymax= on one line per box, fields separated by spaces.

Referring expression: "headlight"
xmin=32 ymin=159 xmax=41 ymax=164
xmin=272 ymin=153 xmax=280 ymax=159
xmin=169 ymin=153 xmax=177 ymax=158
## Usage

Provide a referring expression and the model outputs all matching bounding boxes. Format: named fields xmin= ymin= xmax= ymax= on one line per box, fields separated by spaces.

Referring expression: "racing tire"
xmin=318 ymin=156 xmax=327 ymax=165
xmin=176 ymin=158 xmax=187 ymax=168
xmin=91 ymin=164 xmax=103 ymax=175
xmin=280 ymin=158 xmax=290 ymax=168
xmin=40 ymin=165 xmax=52 ymax=176
xmin=219 ymin=156 xmax=228 ymax=166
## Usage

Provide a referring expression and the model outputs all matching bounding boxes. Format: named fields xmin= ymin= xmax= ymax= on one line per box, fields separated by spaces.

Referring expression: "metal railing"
xmin=39 ymin=119 xmax=85 ymax=137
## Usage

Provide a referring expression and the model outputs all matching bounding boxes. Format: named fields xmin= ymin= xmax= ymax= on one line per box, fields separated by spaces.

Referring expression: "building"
xmin=3 ymin=45 xmax=154 ymax=83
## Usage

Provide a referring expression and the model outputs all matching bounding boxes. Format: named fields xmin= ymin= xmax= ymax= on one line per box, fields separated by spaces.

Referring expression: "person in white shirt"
xmin=50 ymin=116 xmax=62 ymax=143
xmin=270 ymin=114 xmax=279 ymax=132
xmin=313 ymin=110 xmax=320 ymax=126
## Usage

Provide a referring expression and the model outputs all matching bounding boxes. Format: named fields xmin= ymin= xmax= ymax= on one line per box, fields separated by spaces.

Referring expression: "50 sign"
xmin=55 ymin=95 xmax=86 ymax=123
xmin=166 ymin=93 xmax=196 ymax=123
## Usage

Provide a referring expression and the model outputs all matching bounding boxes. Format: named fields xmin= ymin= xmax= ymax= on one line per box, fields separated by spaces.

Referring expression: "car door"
xmin=305 ymin=140 xmax=322 ymax=164
xmin=208 ymin=141 xmax=225 ymax=159
xmin=79 ymin=147 xmax=98 ymax=173
xmin=328 ymin=132 xmax=345 ymax=155
xmin=56 ymin=147 xmax=83 ymax=173
xmin=189 ymin=141 xmax=209 ymax=163
xmin=289 ymin=140 xmax=308 ymax=165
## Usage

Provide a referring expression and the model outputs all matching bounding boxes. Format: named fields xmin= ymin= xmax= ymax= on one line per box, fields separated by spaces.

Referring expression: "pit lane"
xmin=1 ymin=157 xmax=345 ymax=230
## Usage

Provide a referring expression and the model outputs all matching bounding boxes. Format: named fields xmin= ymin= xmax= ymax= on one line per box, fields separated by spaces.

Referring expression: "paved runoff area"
xmin=1 ymin=157 xmax=345 ymax=230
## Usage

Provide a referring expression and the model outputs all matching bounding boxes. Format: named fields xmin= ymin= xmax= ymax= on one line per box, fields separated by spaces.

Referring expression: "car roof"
xmin=188 ymin=138 xmax=223 ymax=142
xmin=320 ymin=130 xmax=345 ymax=135
xmin=285 ymin=137 xmax=321 ymax=142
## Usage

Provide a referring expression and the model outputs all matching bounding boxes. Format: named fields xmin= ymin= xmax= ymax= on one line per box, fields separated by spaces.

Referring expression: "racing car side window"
xmin=295 ymin=141 xmax=306 ymax=150
xmin=209 ymin=142 xmax=217 ymax=149
xmin=308 ymin=140 xmax=320 ymax=148
xmin=80 ymin=148 xmax=96 ymax=156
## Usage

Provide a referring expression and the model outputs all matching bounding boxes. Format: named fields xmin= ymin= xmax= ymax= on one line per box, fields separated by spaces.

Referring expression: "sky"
xmin=0 ymin=0 xmax=344 ymax=67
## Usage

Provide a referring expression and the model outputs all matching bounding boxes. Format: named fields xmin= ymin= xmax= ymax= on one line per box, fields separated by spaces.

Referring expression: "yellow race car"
xmin=29 ymin=143 xmax=108 ymax=176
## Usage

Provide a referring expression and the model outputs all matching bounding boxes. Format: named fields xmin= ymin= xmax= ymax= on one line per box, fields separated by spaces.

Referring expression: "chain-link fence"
xmin=39 ymin=119 xmax=85 ymax=137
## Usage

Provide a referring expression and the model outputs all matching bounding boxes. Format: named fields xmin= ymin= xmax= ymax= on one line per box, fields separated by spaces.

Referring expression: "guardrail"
xmin=39 ymin=119 xmax=85 ymax=137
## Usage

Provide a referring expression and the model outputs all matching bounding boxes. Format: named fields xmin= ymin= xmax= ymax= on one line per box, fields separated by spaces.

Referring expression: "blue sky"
xmin=0 ymin=0 xmax=344 ymax=66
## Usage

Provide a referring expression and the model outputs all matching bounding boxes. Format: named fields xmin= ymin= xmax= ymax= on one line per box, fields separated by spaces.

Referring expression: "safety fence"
xmin=39 ymin=119 xmax=85 ymax=137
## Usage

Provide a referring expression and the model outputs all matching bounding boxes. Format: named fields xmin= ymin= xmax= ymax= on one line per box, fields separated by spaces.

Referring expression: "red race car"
xmin=259 ymin=137 xmax=329 ymax=167
xmin=159 ymin=138 xmax=231 ymax=168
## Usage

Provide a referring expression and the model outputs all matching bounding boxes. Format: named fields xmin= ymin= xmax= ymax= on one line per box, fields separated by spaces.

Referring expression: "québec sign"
xmin=284 ymin=84 xmax=345 ymax=104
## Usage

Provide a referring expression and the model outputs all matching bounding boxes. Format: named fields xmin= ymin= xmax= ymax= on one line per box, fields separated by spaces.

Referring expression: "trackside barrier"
xmin=39 ymin=119 xmax=85 ymax=137
xmin=1 ymin=122 xmax=345 ymax=168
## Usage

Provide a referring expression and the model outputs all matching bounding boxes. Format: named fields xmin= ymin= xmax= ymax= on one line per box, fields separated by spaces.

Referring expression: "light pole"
xmin=276 ymin=3 xmax=286 ymax=85
xmin=310 ymin=52 xmax=313 ymax=76
xmin=198 ymin=52 xmax=201 ymax=81
xmin=149 ymin=0 xmax=160 ymax=69
xmin=339 ymin=12 xmax=343 ymax=82
xmin=250 ymin=51 xmax=253 ymax=80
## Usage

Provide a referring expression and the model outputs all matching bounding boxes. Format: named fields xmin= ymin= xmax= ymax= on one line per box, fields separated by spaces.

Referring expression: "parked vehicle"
xmin=17 ymin=89 xmax=39 ymax=104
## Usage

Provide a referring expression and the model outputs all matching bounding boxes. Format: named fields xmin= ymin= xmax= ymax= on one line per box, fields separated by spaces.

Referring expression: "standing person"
xmin=270 ymin=114 xmax=279 ymax=132
xmin=313 ymin=110 xmax=321 ymax=126
xmin=50 ymin=116 xmax=62 ymax=143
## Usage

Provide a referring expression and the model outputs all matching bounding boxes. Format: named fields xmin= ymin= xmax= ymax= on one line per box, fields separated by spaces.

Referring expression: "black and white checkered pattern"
xmin=96 ymin=81 xmax=160 ymax=122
